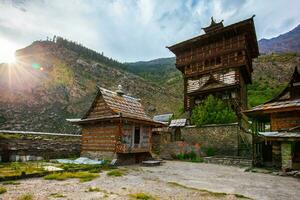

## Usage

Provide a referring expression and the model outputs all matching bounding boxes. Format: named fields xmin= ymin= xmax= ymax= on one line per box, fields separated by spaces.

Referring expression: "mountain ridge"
xmin=258 ymin=24 xmax=300 ymax=54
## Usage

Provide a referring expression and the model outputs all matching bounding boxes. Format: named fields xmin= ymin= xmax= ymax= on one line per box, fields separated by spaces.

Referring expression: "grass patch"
xmin=49 ymin=193 xmax=66 ymax=198
xmin=0 ymin=133 xmax=22 ymax=139
xmin=107 ymin=169 xmax=126 ymax=177
xmin=0 ymin=186 xmax=7 ymax=194
xmin=87 ymin=187 xmax=101 ymax=192
xmin=167 ymin=182 xmax=251 ymax=199
xmin=129 ymin=193 xmax=156 ymax=200
xmin=2 ymin=180 xmax=21 ymax=185
xmin=44 ymin=171 xmax=99 ymax=182
xmin=0 ymin=162 xmax=45 ymax=178
xmin=17 ymin=193 xmax=34 ymax=200
xmin=58 ymin=161 xmax=114 ymax=173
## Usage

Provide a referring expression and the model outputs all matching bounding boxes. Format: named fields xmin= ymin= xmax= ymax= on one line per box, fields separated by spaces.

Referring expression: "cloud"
xmin=0 ymin=0 xmax=299 ymax=63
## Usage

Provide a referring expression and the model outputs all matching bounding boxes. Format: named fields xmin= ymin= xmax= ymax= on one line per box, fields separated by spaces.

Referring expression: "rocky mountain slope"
xmin=259 ymin=24 xmax=300 ymax=54
xmin=0 ymin=41 xmax=181 ymax=133
xmin=1 ymin=24 xmax=300 ymax=134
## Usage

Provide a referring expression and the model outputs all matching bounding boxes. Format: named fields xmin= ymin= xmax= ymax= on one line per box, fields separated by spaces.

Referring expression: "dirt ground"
xmin=1 ymin=161 xmax=299 ymax=200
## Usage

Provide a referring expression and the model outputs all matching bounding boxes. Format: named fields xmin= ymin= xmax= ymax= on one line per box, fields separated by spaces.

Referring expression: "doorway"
xmin=134 ymin=126 xmax=140 ymax=145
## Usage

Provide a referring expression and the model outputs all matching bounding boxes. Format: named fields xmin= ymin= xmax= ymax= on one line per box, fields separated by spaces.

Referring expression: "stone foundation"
xmin=81 ymin=151 xmax=116 ymax=160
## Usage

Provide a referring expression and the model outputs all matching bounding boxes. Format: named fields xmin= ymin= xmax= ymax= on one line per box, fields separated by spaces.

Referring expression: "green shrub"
xmin=202 ymin=147 xmax=215 ymax=157
xmin=176 ymin=151 xmax=203 ymax=162
xmin=0 ymin=186 xmax=7 ymax=194
xmin=176 ymin=154 xmax=185 ymax=160
xmin=191 ymin=95 xmax=237 ymax=126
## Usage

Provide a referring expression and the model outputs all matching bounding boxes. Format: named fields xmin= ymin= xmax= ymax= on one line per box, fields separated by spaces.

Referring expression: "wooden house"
xmin=68 ymin=86 xmax=164 ymax=164
xmin=167 ymin=16 xmax=259 ymax=116
xmin=244 ymin=67 xmax=300 ymax=171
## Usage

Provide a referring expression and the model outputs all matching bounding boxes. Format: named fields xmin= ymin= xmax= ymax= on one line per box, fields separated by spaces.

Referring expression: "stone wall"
xmin=203 ymin=156 xmax=252 ymax=167
xmin=160 ymin=123 xmax=252 ymax=159
xmin=281 ymin=142 xmax=292 ymax=171
xmin=0 ymin=131 xmax=81 ymax=162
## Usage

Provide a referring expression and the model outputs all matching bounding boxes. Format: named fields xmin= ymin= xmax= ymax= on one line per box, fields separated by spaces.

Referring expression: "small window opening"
xmin=134 ymin=126 xmax=140 ymax=144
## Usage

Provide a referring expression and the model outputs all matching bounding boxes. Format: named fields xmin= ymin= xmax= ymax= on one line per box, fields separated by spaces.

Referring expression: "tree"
xmin=191 ymin=95 xmax=237 ymax=127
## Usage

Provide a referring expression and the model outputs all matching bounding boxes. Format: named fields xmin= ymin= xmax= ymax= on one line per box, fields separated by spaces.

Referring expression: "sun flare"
xmin=0 ymin=38 xmax=18 ymax=64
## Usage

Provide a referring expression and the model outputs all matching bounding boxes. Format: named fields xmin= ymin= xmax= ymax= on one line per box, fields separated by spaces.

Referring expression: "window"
xmin=134 ymin=126 xmax=140 ymax=144
xmin=216 ymin=57 xmax=221 ymax=65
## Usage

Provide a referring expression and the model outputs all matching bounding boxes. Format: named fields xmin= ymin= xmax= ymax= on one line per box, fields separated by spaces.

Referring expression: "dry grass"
xmin=0 ymin=186 xmax=7 ymax=194
xmin=2 ymin=181 xmax=21 ymax=185
xmin=107 ymin=169 xmax=127 ymax=177
xmin=44 ymin=171 xmax=99 ymax=182
xmin=128 ymin=193 xmax=156 ymax=200
xmin=17 ymin=193 xmax=34 ymax=200
xmin=86 ymin=187 xmax=101 ymax=192
xmin=49 ymin=193 xmax=66 ymax=198
xmin=167 ymin=182 xmax=251 ymax=199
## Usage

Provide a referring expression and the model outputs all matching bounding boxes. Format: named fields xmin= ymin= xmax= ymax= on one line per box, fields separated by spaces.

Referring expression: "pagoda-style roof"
xmin=167 ymin=15 xmax=259 ymax=58
xmin=68 ymin=86 xmax=164 ymax=126
xmin=244 ymin=67 xmax=300 ymax=117
xmin=202 ymin=17 xmax=224 ymax=33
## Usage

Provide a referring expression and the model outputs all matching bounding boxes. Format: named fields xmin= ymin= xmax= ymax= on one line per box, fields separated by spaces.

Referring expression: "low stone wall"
xmin=203 ymin=156 xmax=252 ymax=167
xmin=0 ymin=130 xmax=81 ymax=162
xmin=160 ymin=123 xmax=252 ymax=159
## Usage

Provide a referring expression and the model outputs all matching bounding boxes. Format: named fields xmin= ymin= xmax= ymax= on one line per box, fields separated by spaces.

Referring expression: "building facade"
xmin=244 ymin=67 xmax=300 ymax=171
xmin=167 ymin=16 xmax=259 ymax=116
xmin=68 ymin=86 xmax=164 ymax=164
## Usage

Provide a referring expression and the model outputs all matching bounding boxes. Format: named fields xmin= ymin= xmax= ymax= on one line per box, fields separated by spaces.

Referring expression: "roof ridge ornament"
xmin=116 ymin=84 xmax=124 ymax=96
xmin=202 ymin=17 xmax=224 ymax=33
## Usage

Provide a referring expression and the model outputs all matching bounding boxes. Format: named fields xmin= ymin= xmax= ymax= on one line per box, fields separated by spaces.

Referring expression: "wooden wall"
xmin=86 ymin=95 xmax=113 ymax=119
xmin=271 ymin=111 xmax=300 ymax=131
xmin=81 ymin=122 xmax=118 ymax=152
xmin=121 ymin=122 xmax=151 ymax=149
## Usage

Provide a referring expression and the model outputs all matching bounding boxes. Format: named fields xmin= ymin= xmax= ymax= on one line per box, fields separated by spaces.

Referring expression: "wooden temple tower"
xmin=167 ymin=16 xmax=259 ymax=116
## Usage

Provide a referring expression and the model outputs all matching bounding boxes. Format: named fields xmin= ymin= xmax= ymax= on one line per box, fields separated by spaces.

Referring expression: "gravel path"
xmin=1 ymin=161 xmax=299 ymax=200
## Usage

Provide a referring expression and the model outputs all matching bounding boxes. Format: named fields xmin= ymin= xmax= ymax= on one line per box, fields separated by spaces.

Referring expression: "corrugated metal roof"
xmin=258 ymin=131 xmax=300 ymax=138
xmin=246 ymin=99 xmax=300 ymax=113
xmin=153 ymin=113 xmax=173 ymax=122
xmin=99 ymin=87 xmax=151 ymax=121
xmin=169 ymin=119 xmax=187 ymax=127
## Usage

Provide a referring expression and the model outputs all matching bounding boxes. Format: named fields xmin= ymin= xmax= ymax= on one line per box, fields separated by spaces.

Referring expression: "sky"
xmin=0 ymin=0 xmax=299 ymax=63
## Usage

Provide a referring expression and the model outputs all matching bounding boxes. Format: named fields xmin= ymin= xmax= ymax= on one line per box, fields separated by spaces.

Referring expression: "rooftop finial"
xmin=211 ymin=16 xmax=216 ymax=25
xmin=116 ymin=84 xmax=124 ymax=96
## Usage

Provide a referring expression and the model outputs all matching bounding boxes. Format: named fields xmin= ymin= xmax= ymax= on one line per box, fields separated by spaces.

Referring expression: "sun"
xmin=0 ymin=38 xmax=18 ymax=64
